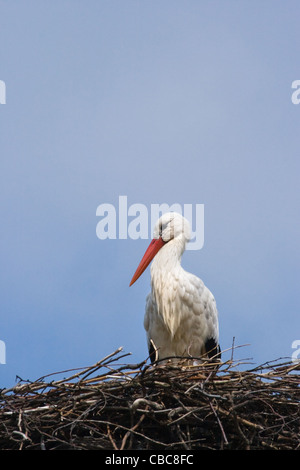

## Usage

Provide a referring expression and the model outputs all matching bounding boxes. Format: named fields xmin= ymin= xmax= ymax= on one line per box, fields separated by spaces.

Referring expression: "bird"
xmin=129 ymin=212 xmax=220 ymax=364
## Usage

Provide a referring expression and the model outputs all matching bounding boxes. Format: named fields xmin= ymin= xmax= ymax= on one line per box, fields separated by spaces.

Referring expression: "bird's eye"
xmin=159 ymin=224 xmax=163 ymax=237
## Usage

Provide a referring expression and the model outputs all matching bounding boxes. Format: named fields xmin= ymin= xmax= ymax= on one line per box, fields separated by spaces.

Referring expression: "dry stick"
xmin=229 ymin=394 xmax=251 ymax=449
xmin=63 ymin=347 xmax=126 ymax=385
xmin=209 ymin=401 xmax=229 ymax=445
xmin=77 ymin=352 xmax=133 ymax=385
xmin=175 ymin=423 xmax=190 ymax=450
xmin=0 ymin=348 xmax=127 ymax=397
xmin=1 ymin=348 xmax=299 ymax=450
xmin=92 ymin=419 xmax=169 ymax=448
xmin=231 ymin=337 xmax=236 ymax=362
xmin=48 ymin=347 xmax=127 ymax=387
xmin=120 ymin=412 xmax=147 ymax=450
xmin=107 ymin=424 xmax=119 ymax=450
xmin=218 ymin=405 xmax=264 ymax=431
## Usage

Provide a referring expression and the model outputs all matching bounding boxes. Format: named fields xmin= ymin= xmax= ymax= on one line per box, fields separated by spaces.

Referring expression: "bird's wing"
xmin=181 ymin=271 xmax=220 ymax=358
xmin=144 ymin=271 xmax=220 ymax=361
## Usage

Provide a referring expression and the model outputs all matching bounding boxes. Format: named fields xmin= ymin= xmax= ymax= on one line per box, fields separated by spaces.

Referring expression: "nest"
xmin=0 ymin=347 xmax=299 ymax=450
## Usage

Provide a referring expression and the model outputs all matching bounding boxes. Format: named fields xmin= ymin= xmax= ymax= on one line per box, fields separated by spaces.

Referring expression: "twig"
xmin=0 ymin=349 xmax=299 ymax=450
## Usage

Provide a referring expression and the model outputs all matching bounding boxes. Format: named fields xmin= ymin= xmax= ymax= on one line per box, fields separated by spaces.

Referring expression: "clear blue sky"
xmin=1 ymin=1 xmax=299 ymax=387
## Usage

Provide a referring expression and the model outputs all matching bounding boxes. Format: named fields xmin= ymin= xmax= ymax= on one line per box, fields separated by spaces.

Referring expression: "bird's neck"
xmin=151 ymin=236 xmax=185 ymax=275
xmin=150 ymin=237 xmax=187 ymax=338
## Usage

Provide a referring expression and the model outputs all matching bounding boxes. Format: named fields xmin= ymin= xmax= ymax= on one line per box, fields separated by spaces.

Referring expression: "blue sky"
xmin=0 ymin=1 xmax=299 ymax=387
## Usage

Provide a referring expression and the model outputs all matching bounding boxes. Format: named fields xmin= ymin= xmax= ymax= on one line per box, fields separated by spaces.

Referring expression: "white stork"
xmin=130 ymin=212 xmax=220 ymax=364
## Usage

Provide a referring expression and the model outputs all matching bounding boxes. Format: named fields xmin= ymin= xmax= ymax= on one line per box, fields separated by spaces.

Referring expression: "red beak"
xmin=129 ymin=237 xmax=165 ymax=286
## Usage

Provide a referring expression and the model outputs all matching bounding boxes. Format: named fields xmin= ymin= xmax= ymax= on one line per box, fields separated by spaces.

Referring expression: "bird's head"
xmin=153 ymin=212 xmax=191 ymax=244
xmin=130 ymin=212 xmax=190 ymax=286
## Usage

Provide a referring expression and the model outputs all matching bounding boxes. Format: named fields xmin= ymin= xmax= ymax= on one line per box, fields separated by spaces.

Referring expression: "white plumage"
xmin=130 ymin=212 xmax=220 ymax=363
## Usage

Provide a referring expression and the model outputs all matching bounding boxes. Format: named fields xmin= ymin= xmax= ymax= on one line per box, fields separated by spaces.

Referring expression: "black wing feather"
xmin=204 ymin=337 xmax=221 ymax=360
